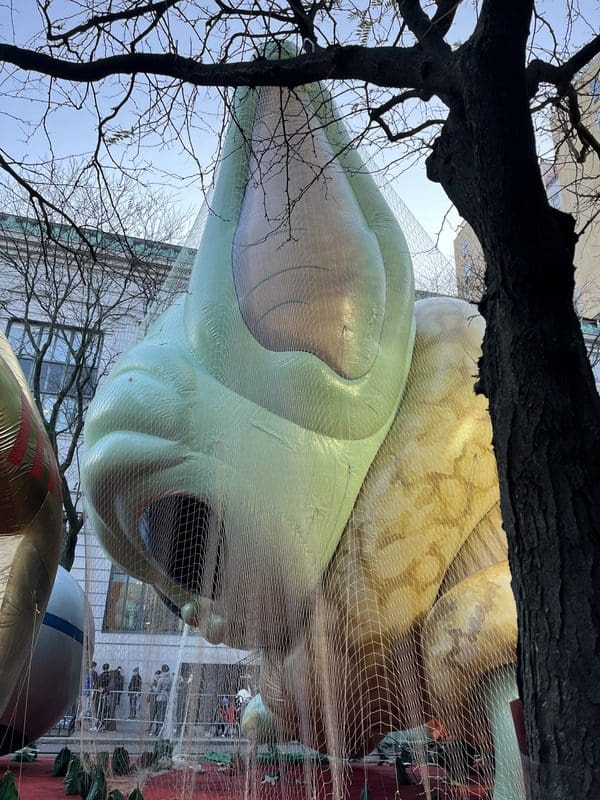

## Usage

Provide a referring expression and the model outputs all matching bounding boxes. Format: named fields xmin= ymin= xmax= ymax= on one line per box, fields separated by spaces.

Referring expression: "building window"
xmin=583 ymin=327 xmax=600 ymax=388
xmin=545 ymin=175 xmax=562 ymax=210
xmin=6 ymin=319 xmax=101 ymax=430
xmin=103 ymin=565 xmax=183 ymax=633
xmin=587 ymin=346 xmax=600 ymax=387
xmin=7 ymin=319 xmax=101 ymax=398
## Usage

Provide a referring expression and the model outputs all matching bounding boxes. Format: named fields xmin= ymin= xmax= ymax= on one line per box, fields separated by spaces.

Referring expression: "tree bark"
xmin=427 ymin=31 xmax=600 ymax=800
xmin=59 ymin=472 xmax=83 ymax=571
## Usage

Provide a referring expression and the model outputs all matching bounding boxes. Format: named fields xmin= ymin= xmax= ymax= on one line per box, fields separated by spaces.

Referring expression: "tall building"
xmin=454 ymin=55 xmax=599 ymax=388
xmin=551 ymin=54 xmax=600 ymax=318
xmin=0 ymin=212 xmax=252 ymax=712
xmin=453 ymin=221 xmax=484 ymax=303
xmin=453 ymin=223 xmax=600 ymax=387
xmin=454 ymin=55 xmax=600 ymax=318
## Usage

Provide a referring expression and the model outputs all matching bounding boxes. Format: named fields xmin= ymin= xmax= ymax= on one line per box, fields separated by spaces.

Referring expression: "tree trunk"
xmin=479 ymin=219 xmax=600 ymax=800
xmin=427 ymin=41 xmax=600 ymax=800
xmin=60 ymin=521 xmax=79 ymax=572
xmin=60 ymin=472 xmax=83 ymax=571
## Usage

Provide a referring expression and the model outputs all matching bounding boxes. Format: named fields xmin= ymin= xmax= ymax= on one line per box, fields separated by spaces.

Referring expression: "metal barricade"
xmin=77 ymin=690 xmax=244 ymax=738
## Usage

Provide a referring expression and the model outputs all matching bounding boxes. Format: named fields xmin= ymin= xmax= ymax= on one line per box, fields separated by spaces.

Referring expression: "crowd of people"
xmin=146 ymin=664 xmax=173 ymax=736
xmin=84 ymin=662 xmax=125 ymax=732
xmin=84 ymin=662 xmax=172 ymax=734
xmin=83 ymin=662 xmax=252 ymax=738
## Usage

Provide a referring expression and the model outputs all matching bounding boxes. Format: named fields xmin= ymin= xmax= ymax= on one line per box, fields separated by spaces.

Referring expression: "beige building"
xmin=552 ymin=54 xmax=600 ymax=318
xmin=454 ymin=55 xmax=599 ymax=317
xmin=453 ymin=220 xmax=485 ymax=302
xmin=0 ymin=213 xmax=254 ymax=734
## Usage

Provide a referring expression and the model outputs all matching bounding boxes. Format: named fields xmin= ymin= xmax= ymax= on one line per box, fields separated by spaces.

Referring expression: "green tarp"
xmin=0 ymin=771 xmax=18 ymax=800
xmin=52 ymin=746 xmax=71 ymax=777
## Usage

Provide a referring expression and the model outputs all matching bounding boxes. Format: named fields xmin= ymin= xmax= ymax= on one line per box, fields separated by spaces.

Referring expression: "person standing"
xmin=106 ymin=667 xmax=120 ymax=731
xmin=215 ymin=695 xmax=228 ymax=737
xmin=91 ymin=663 xmax=111 ymax=731
xmin=146 ymin=670 xmax=161 ymax=733
xmin=85 ymin=661 xmax=98 ymax=721
xmin=114 ymin=666 xmax=124 ymax=708
xmin=128 ymin=668 xmax=142 ymax=719
xmin=222 ymin=700 xmax=237 ymax=737
xmin=175 ymin=670 xmax=192 ymax=735
xmin=151 ymin=664 xmax=173 ymax=736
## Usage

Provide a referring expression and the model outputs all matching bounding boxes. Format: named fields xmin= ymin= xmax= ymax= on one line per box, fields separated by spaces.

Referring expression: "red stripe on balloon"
xmin=6 ymin=389 xmax=59 ymax=495
xmin=47 ymin=447 xmax=60 ymax=497
xmin=30 ymin=424 xmax=45 ymax=481
xmin=7 ymin=391 xmax=32 ymax=467
xmin=47 ymin=452 xmax=56 ymax=493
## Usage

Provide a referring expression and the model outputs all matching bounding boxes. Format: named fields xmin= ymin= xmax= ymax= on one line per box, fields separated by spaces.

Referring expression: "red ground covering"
xmin=0 ymin=756 xmax=490 ymax=800
xmin=143 ymin=763 xmax=490 ymax=800
xmin=0 ymin=756 xmax=65 ymax=800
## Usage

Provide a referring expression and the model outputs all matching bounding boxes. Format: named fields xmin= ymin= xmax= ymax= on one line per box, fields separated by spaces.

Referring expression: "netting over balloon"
xmin=79 ymin=57 xmax=525 ymax=800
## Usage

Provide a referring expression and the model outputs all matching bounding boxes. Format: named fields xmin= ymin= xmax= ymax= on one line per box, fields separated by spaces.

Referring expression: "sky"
xmin=0 ymin=1 xmax=597 ymax=265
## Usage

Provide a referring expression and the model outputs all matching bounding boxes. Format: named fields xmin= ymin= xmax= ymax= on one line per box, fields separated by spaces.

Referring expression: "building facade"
xmin=551 ymin=54 xmax=600 ymax=318
xmin=454 ymin=56 xmax=599 ymax=386
xmin=0 ymin=213 xmax=253 ymax=723
xmin=454 ymin=54 xmax=600 ymax=318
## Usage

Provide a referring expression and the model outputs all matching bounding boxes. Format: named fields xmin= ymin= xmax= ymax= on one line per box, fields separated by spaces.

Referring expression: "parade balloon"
xmin=83 ymin=46 xmax=523 ymax=799
xmin=0 ymin=331 xmax=61 ymax=716
xmin=0 ymin=566 xmax=91 ymax=754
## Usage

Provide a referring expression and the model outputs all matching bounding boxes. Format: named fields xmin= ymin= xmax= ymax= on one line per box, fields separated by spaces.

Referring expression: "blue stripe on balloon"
xmin=42 ymin=612 xmax=84 ymax=645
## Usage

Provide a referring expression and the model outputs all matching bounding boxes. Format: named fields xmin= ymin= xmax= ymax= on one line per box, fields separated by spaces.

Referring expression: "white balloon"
xmin=0 ymin=566 xmax=93 ymax=753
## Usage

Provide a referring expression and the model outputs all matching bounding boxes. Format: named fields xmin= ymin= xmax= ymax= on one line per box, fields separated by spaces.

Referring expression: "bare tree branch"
xmin=212 ymin=1 xmax=292 ymax=26
xmin=372 ymin=115 xmax=445 ymax=142
xmin=527 ymin=32 xmax=600 ymax=97
xmin=0 ymin=162 xmax=189 ymax=568
xmin=0 ymin=42 xmax=450 ymax=93
xmin=430 ymin=0 xmax=462 ymax=39
xmin=0 ymin=151 xmax=97 ymax=260
xmin=39 ymin=0 xmax=182 ymax=46
xmin=562 ymin=84 xmax=600 ymax=161
xmin=286 ymin=0 xmax=318 ymax=49
xmin=369 ymin=87 xmax=434 ymax=119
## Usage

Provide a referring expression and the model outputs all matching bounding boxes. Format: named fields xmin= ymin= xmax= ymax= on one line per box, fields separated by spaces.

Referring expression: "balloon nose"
xmin=139 ymin=495 xmax=224 ymax=600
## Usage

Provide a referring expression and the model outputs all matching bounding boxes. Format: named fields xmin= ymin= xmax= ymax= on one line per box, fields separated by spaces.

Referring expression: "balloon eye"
xmin=139 ymin=495 xmax=224 ymax=600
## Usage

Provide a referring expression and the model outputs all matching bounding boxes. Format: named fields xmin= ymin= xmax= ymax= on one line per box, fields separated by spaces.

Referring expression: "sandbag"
xmin=96 ymin=752 xmax=110 ymax=771
xmin=0 ymin=771 xmax=18 ymax=800
xmin=85 ymin=767 xmax=107 ymax=800
xmin=395 ymin=757 xmax=413 ymax=786
xmin=64 ymin=756 xmax=82 ymax=795
xmin=111 ymin=747 xmax=130 ymax=776
xmin=151 ymin=740 xmax=171 ymax=762
xmin=127 ymin=789 xmax=144 ymax=800
xmin=79 ymin=765 xmax=93 ymax=799
xmin=107 ymin=791 xmax=125 ymax=800
xmin=137 ymin=752 xmax=153 ymax=770
xmin=53 ymin=746 xmax=72 ymax=776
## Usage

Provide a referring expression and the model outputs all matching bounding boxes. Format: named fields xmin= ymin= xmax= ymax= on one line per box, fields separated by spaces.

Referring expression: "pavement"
xmin=37 ymin=700 xmax=244 ymax=756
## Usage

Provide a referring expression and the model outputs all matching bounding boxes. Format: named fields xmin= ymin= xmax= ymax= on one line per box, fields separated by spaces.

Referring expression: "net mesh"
xmin=78 ymin=79 xmax=524 ymax=800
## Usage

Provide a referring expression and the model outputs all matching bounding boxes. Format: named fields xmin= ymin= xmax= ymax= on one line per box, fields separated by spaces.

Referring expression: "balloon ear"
xmin=232 ymin=83 xmax=388 ymax=381
xmin=185 ymin=74 xmax=415 ymax=441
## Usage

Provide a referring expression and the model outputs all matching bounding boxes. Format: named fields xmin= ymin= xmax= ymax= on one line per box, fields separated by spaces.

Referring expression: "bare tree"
xmin=0 ymin=162 xmax=188 ymax=568
xmin=0 ymin=3 xmax=599 ymax=797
